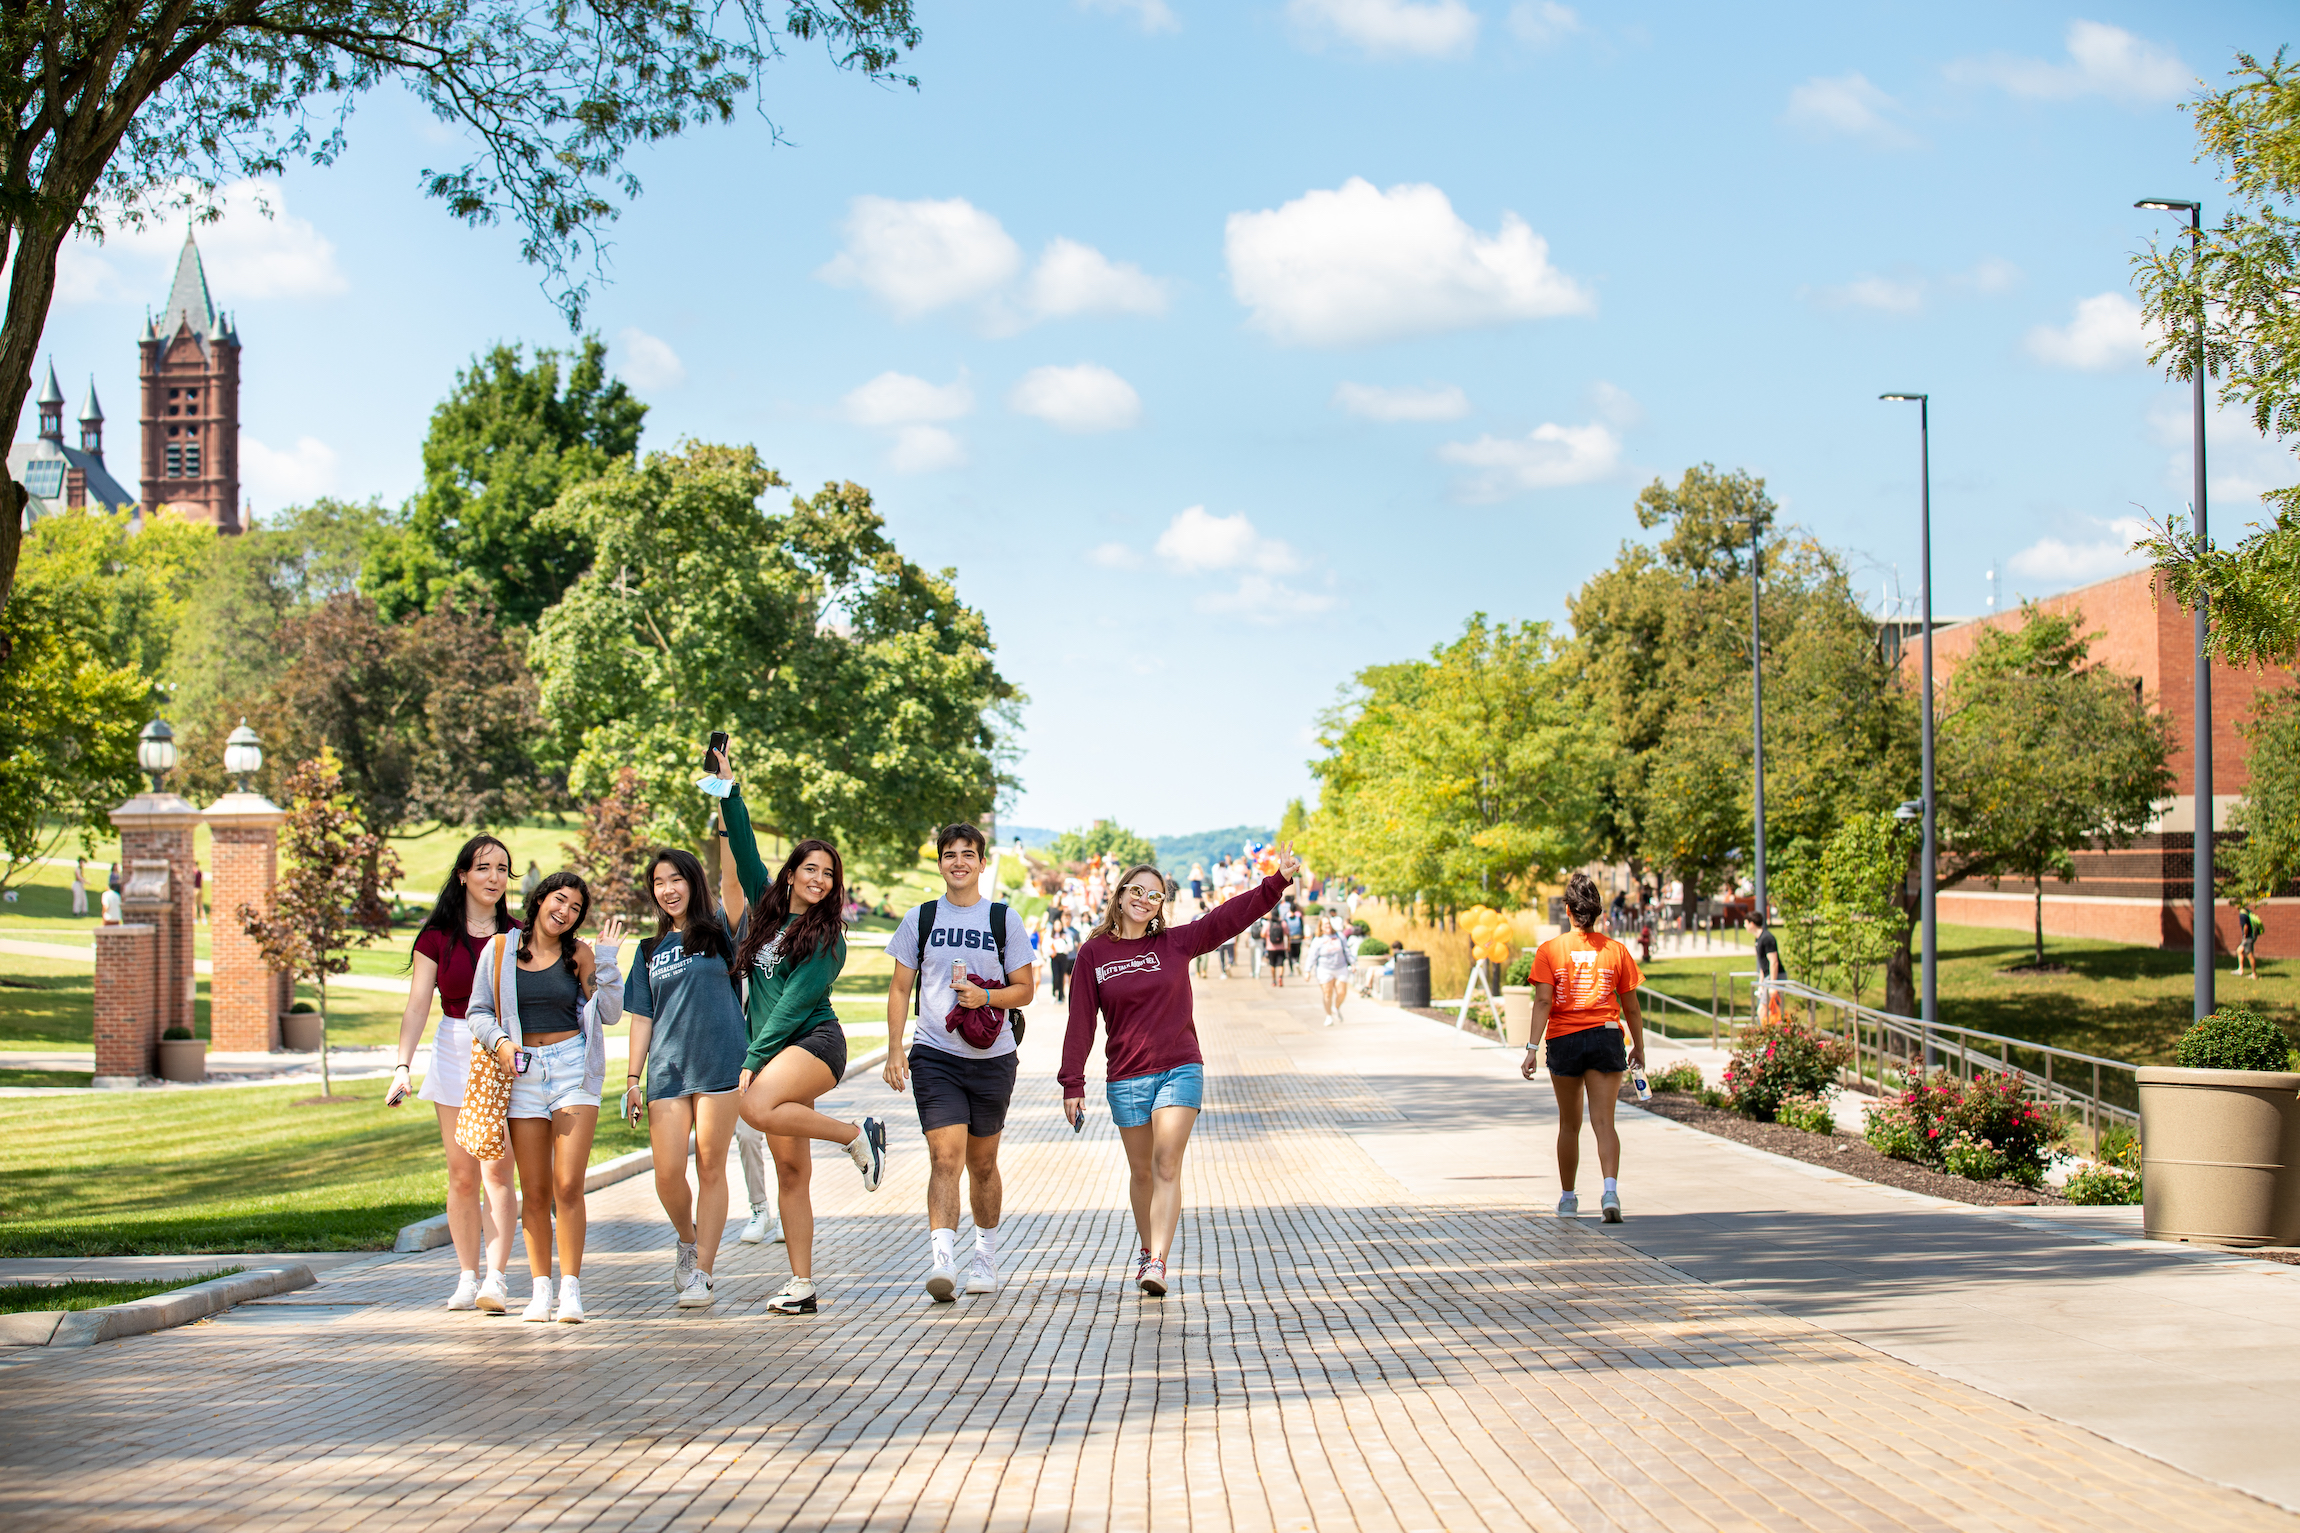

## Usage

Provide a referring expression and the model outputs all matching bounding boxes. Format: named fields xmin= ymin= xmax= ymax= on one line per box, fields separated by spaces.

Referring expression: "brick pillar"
xmin=204 ymin=792 xmax=286 ymax=1052
xmin=109 ymin=792 xmax=200 ymax=1036
xmin=92 ymin=923 xmax=158 ymax=1085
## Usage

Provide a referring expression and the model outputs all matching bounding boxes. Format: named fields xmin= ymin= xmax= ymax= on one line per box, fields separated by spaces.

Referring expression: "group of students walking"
xmin=386 ymin=737 xmax=1303 ymax=1316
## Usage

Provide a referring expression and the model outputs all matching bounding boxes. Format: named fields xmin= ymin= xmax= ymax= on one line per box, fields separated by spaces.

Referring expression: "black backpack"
xmin=910 ymin=899 xmax=1024 ymax=1045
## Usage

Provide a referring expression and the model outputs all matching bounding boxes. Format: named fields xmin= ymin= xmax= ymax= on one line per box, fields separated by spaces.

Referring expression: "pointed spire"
xmin=37 ymin=359 xmax=63 ymax=406
xmin=160 ymin=231 xmax=217 ymax=341
xmin=78 ymin=378 xmax=102 ymax=424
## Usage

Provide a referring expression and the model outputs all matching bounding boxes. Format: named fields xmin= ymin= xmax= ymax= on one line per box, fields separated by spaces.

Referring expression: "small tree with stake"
xmin=241 ymin=751 xmax=401 ymax=1099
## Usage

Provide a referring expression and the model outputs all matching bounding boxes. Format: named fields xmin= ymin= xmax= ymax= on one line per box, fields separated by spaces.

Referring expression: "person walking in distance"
xmin=1049 ymin=918 xmax=1075 ymax=1003
xmin=1521 ymin=872 xmax=1646 ymax=1223
xmin=1061 ymin=848 xmax=1298 ymax=1297
xmin=712 ymin=744 xmax=887 ymax=1316
xmin=70 ymin=858 xmax=87 ymax=917
xmin=884 ymin=824 xmax=1039 ymax=1301
xmin=1307 ymin=916 xmax=1352 ymax=1026
xmin=1752 ymin=907 xmax=1784 ymax=1021
xmin=466 ymin=874 xmax=627 ymax=1323
xmin=2237 ymin=900 xmax=2264 ymax=980
xmin=1262 ymin=904 xmax=1290 ymax=987
xmin=386 ymin=835 xmax=521 ymax=1311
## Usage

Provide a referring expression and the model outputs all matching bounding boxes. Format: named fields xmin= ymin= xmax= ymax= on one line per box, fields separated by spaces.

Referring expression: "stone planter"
xmin=2137 ymin=1065 xmax=2300 ymax=1247
xmin=1501 ymin=985 xmax=1535 ymax=1047
xmin=156 ymin=1037 xmax=207 ymax=1083
xmin=280 ymin=1011 xmax=325 ymax=1052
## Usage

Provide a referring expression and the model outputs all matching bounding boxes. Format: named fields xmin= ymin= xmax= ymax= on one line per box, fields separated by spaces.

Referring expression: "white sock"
xmin=1603 ymin=1177 xmax=1618 ymax=1194
xmin=460 ymin=1269 xmax=477 ymax=1282
xmin=486 ymin=1266 xmax=506 ymax=1281
xmin=783 ymin=1276 xmax=816 ymax=1297
xmin=975 ymin=1226 xmax=999 ymax=1260
xmin=931 ymin=1228 xmax=956 ymax=1266
xmin=531 ymin=1275 xmax=553 ymax=1299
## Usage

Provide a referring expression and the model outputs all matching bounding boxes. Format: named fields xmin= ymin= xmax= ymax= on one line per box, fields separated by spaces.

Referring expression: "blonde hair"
xmin=1089 ymin=862 xmax=1167 ymax=942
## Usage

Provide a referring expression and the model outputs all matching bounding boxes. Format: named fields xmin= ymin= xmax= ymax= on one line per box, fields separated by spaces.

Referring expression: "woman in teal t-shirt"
xmin=710 ymin=742 xmax=887 ymax=1316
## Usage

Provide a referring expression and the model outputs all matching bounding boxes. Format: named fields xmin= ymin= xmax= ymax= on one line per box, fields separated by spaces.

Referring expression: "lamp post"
xmin=2137 ymin=196 xmax=2214 ymax=1021
xmin=1880 ymin=394 xmax=1936 ymax=1038
xmin=223 ymin=719 xmax=264 ymax=793
xmin=1749 ymin=516 xmax=1767 ymax=925
xmin=136 ymin=719 xmax=177 ymax=794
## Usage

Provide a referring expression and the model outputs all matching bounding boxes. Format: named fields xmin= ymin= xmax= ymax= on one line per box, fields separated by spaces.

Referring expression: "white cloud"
xmin=841 ymin=370 xmax=974 ymax=425
xmin=1027 ymin=238 xmax=1169 ymax=319
xmin=1008 ymin=363 xmax=1143 ymax=433
xmin=1439 ymin=420 xmax=1622 ymax=500
xmin=1154 ymin=505 xmax=1299 ymax=574
xmin=1589 ymin=380 xmax=1642 ymax=427
xmin=1816 ymin=275 xmax=1927 ymax=313
xmin=58 ymin=179 xmax=346 ymax=306
xmin=817 ymin=196 xmax=1022 ymax=318
xmin=1287 ymin=0 xmax=1478 ymax=58
xmin=2025 ymin=293 xmax=2148 ymax=370
xmin=1226 ymin=178 xmax=1591 ymax=347
xmin=1333 ymin=381 xmax=1471 ymax=421
xmin=1196 ymin=574 xmax=1337 ymax=622
xmin=1947 ymin=20 xmax=2190 ymax=105
xmin=1508 ymin=2 xmax=1580 ymax=46
xmin=889 ymin=425 xmax=968 ymax=473
xmin=1079 ymin=0 xmax=1178 ymax=33
xmin=240 ymin=435 xmax=339 ymax=503
xmin=2007 ymin=516 xmax=2150 ymax=586
xmin=1088 ymin=541 xmax=1144 ymax=568
xmin=1782 ymin=73 xmax=1913 ymax=143
xmin=2147 ymin=395 xmax=2295 ymax=509
xmin=615 ymin=327 xmax=685 ymax=390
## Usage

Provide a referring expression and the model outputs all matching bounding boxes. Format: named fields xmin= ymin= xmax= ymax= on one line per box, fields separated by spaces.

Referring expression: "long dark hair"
xmin=519 ymin=871 xmax=591 ymax=977
xmin=733 ymin=838 xmax=847 ymax=978
xmin=1563 ymin=871 xmax=1603 ymax=933
xmin=644 ymin=848 xmax=734 ymax=971
xmin=407 ymin=834 xmax=514 ymax=968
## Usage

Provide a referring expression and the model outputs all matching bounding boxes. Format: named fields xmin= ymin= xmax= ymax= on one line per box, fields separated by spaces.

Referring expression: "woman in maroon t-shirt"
xmin=387 ymin=834 xmax=520 ymax=1312
xmin=1060 ymin=847 xmax=1297 ymax=1297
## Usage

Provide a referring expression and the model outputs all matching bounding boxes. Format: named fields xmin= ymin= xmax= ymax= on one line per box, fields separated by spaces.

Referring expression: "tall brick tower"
xmin=139 ymin=233 xmax=241 ymax=531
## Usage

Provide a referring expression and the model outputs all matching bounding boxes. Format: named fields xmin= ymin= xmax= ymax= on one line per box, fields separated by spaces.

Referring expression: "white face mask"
xmin=695 ymin=774 xmax=734 ymax=799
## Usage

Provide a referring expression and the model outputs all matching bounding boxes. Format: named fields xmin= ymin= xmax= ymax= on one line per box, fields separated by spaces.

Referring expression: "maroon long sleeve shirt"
xmin=1059 ymin=872 xmax=1289 ymax=1092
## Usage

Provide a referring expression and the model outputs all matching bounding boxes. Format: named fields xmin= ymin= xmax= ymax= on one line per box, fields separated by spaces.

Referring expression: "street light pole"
xmin=2137 ymin=197 xmax=2214 ymax=1021
xmin=1750 ymin=514 xmax=1766 ymax=925
xmin=1882 ymin=394 xmax=1936 ymax=1035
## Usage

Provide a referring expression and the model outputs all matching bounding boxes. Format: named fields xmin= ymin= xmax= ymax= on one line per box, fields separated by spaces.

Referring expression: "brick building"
xmin=1919 ymin=566 xmax=2294 ymax=955
xmin=5 ymin=363 xmax=136 ymax=517
xmin=138 ymin=232 xmax=241 ymax=530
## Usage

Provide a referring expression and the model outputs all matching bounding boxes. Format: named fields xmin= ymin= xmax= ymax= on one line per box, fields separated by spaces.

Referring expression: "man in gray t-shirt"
xmin=883 ymin=823 xmax=1038 ymax=1304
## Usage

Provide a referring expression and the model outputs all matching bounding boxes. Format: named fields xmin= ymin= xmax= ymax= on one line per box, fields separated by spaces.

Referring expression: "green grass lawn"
xmin=1640 ymin=919 xmax=2300 ymax=1067
xmin=0 ymin=1267 xmax=245 ymax=1314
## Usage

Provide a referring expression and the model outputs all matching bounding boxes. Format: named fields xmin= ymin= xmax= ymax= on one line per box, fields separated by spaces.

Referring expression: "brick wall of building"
xmin=208 ymin=825 xmax=279 ymax=1051
xmin=92 ymin=923 xmax=156 ymax=1079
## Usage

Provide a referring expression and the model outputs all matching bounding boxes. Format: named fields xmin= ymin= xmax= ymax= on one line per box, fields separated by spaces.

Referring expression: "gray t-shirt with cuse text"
xmin=887 ymin=896 xmax=1038 ymax=1059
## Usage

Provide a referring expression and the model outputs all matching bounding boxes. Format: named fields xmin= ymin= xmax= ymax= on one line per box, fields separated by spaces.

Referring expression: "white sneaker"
xmin=772 ymin=1214 xmax=787 ymax=1244
xmin=673 ymin=1240 xmax=698 ymax=1293
xmin=446 ymin=1272 xmax=480 ymax=1311
xmin=1601 ymin=1189 xmax=1623 ymax=1223
xmin=965 ymin=1251 xmax=998 ymax=1294
xmin=1322 ymin=1011 xmax=1335 ymax=1027
xmin=475 ymin=1271 xmax=509 ymax=1314
xmin=676 ymin=1270 xmax=715 ymax=1308
xmin=925 ymin=1261 xmax=958 ymax=1303
xmin=521 ymin=1278 xmax=553 ymax=1322
xmin=1556 ymin=1191 xmax=1579 ymax=1218
xmin=740 ymin=1210 xmax=772 ymax=1244
xmin=554 ymin=1278 xmax=585 ymax=1324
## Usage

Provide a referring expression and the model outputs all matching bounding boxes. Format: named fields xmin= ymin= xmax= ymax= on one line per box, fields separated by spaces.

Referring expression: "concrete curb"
xmin=388 ymin=1047 xmax=891 ymax=1252
xmin=8 ymin=1265 xmax=318 ymax=1349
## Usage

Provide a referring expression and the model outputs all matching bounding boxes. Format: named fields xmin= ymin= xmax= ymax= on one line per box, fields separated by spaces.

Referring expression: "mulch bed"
xmin=1635 ymin=1091 xmax=2069 ymax=1207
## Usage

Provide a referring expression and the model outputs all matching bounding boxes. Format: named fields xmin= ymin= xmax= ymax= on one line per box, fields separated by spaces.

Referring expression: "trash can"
xmin=1394 ymin=950 xmax=1430 ymax=1009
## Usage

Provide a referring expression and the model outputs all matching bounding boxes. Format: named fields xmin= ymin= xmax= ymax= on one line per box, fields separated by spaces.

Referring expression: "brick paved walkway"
xmin=4 ymin=975 xmax=2293 ymax=1531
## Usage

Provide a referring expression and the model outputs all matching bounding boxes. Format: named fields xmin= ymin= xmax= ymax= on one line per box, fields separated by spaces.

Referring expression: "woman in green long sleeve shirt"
xmin=709 ymin=743 xmax=888 ymax=1316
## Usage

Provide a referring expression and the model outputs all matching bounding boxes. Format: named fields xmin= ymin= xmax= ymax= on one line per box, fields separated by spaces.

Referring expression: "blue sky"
xmin=28 ymin=0 xmax=2296 ymax=837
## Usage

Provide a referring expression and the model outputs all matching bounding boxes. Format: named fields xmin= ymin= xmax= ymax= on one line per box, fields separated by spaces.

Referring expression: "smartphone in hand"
xmin=702 ymin=730 xmax=729 ymax=771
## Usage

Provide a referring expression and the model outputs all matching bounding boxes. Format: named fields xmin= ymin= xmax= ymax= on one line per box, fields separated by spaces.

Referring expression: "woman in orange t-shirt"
xmin=1519 ymin=872 xmax=1645 ymax=1223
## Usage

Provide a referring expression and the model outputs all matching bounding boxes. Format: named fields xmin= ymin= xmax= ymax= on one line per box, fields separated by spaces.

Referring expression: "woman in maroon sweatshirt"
xmin=1061 ymin=848 xmax=1298 ymax=1296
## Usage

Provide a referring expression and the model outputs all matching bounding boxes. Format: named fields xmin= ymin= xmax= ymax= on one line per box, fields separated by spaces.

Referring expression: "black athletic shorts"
xmin=909 ymin=1045 xmax=1018 ymax=1137
xmin=1544 ymin=1026 xmax=1628 ymax=1077
xmin=788 ymin=1019 xmax=848 ymax=1081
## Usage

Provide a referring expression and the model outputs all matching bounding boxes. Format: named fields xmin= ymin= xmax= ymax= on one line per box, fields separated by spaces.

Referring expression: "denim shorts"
xmin=508 ymin=1035 xmax=600 ymax=1117
xmin=1106 ymin=1062 xmax=1204 ymax=1128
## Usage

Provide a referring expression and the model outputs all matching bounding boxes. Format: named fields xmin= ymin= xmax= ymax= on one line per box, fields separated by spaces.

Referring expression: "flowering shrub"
xmin=1722 ymin=1016 xmax=1850 ymax=1122
xmin=1648 ymin=1060 xmax=1705 ymax=1094
xmin=2064 ymin=1126 xmax=2143 ymax=1205
xmin=1862 ymin=1071 xmax=2052 ymax=1186
xmin=1775 ymin=1090 xmax=1837 ymax=1136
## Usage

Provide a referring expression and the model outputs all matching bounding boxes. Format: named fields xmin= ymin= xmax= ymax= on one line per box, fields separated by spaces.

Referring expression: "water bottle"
xmin=1631 ymin=1062 xmax=1652 ymax=1102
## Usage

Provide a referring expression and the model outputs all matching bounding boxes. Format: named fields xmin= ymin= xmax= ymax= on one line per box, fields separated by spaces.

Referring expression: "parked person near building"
xmin=883 ymin=823 xmax=1038 ymax=1301
xmin=1061 ymin=849 xmax=1298 ymax=1297
xmin=466 ymin=873 xmax=627 ymax=1322
xmin=2238 ymin=901 xmax=2265 ymax=980
xmin=386 ymin=835 xmax=520 ymax=1312
xmin=714 ymin=743 xmax=886 ymax=1316
xmin=1522 ymin=872 xmax=1646 ymax=1224
xmin=70 ymin=858 xmax=87 ymax=916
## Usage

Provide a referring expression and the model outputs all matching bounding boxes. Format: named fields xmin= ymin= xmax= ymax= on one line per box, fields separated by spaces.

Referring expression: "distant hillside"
xmin=1150 ymin=825 xmax=1276 ymax=875
xmin=1000 ymin=825 xmax=1061 ymax=849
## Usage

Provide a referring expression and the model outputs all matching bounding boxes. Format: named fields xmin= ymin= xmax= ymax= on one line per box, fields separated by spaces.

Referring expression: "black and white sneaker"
xmin=767 ymin=1280 xmax=818 ymax=1315
xmin=847 ymin=1117 xmax=888 ymax=1192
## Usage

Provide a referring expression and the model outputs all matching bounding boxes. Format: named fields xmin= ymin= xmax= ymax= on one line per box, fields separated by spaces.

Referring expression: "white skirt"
xmin=417 ymin=1013 xmax=474 ymax=1106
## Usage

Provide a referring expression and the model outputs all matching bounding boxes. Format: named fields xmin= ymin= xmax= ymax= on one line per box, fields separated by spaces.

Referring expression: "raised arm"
xmin=1179 ymin=871 xmax=1288 ymax=957
xmin=721 ymin=783 xmax=775 ymax=906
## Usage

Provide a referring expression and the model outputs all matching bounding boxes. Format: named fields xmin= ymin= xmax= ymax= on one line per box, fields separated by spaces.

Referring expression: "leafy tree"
xmin=1936 ymin=604 xmax=2177 ymax=968
xmin=0 ymin=580 xmax=143 ymax=894
xmin=2137 ymin=50 xmax=2300 ymax=662
xmin=1773 ymin=813 xmax=1917 ymax=1011
xmin=14 ymin=508 xmax=210 ymax=701
xmin=531 ymin=443 xmax=1013 ymax=869
xmin=1305 ymin=615 xmax=1602 ymax=912
xmin=368 ymin=338 xmax=647 ymax=626
xmin=1050 ymin=820 xmax=1159 ymax=870
xmin=241 ymin=752 xmax=401 ymax=1096
xmin=0 ymin=0 xmax=925 ymax=637
xmin=564 ymin=767 xmax=653 ymax=924
xmin=2226 ymin=686 xmax=2300 ymax=900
